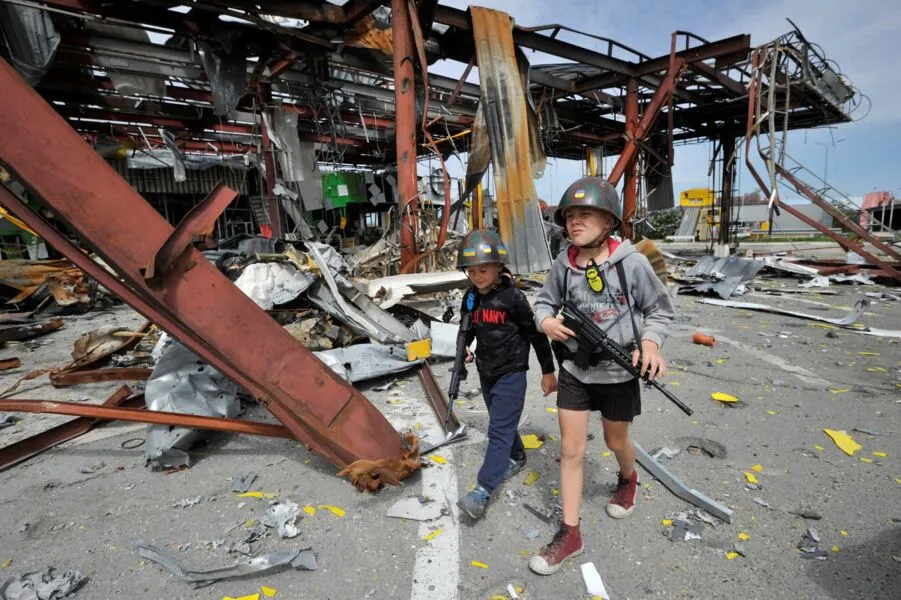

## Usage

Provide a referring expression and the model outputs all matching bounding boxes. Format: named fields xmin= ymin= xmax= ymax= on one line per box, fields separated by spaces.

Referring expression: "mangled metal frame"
xmin=0 ymin=58 xmax=418 ymax=491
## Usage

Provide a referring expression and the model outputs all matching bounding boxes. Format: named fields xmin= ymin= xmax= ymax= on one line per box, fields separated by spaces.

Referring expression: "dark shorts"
xmin=556 ymin=368 xmax=641 ymax=422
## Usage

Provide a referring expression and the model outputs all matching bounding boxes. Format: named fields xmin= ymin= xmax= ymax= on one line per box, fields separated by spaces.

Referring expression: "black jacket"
xmin=462 ymin=274 xmax=555 ymax=382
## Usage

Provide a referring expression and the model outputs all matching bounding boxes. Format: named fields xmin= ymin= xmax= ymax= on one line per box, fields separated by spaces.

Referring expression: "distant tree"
xmin=635 ymin=207 xmax=684 ymax=240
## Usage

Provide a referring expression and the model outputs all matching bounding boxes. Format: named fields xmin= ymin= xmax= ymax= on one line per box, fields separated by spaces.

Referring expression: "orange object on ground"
xmin=692 ymin=332 xmax=716 ymax=346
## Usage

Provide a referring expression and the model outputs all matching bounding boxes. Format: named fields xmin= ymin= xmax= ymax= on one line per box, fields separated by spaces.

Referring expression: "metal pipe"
xmin=622 ymin=78 xmax=639 ymax=240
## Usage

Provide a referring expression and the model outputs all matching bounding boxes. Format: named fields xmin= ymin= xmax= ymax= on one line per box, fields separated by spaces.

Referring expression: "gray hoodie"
xmin=533 ymin=240 xmax=675 ymax=384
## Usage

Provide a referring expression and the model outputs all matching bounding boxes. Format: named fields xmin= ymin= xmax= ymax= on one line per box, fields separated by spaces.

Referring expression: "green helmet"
xmin=457 ymin=229 xmax=508 ymax=268
xmin=554 ymin=177 xmax=623 ymax=230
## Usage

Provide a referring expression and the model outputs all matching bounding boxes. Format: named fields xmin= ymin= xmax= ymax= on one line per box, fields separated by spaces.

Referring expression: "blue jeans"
xmin=477 ymin=370 xmax=527 ymax=493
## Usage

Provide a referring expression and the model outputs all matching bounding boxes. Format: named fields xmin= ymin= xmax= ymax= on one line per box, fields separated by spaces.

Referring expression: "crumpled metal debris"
xmin=134 ymin=542 xmax=317 ymax=586
xmin=0 ymin=413 xmax=16 ymax=430
xmin=0 ymin=568 xmax=86 ymax=600
xmin=797 ymin=529 xmax=828 ymax=559
xmin=235 ymin=262 xmax=316 ymax=310
xmin=173 ymin=496 xmax=202 ymax=509
xmin=315 ymin=344 xmax=422 ymax=383
xmin=699 ymin=297 xmax=869 ymax=326
xmin=664 ymin=512 xmax=706 ymax=542
xmin=386 ymin=497 xmax=444 ymax=522
xmin=261 ymin=501 xmax=300 ymax=539
xmin=680 ymin=255 xmax=764 ymax=299
xmin=231 ymin=473 xmax=257 ymax=494
xmin=283 ymin=316 xmax=353 ymax=351
xmin=650 ymin=446 xmax=681 ymax=461
xmin=144 ymin=339 xmax=243 ymax=468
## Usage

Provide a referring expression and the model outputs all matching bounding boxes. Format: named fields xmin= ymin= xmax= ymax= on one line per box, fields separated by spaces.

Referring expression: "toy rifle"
xmin=442 ymin=307 xmax=473 ymax=435
xmin=559 ymin=300 xmax=693 ymax=416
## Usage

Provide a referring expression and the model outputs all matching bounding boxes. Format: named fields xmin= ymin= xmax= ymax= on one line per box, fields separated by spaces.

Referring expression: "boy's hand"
xmin=541 ymin=316 xmax=575 ymax=342
xmin=631 ymin=339 xmax=667 ymax=381
xmin=464 ymin=347 xmax=474 ymax=363
xmin=540 ymin=372 xmax=558 ymax=396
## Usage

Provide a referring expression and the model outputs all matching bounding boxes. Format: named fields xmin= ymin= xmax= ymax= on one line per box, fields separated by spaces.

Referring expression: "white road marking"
xmin=715 ymin=334 xmax=823 ymax=387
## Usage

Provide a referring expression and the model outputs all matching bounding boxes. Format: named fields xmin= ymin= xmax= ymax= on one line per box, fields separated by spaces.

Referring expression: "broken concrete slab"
xmin=386 ymin=496 xmax=444 ymax=522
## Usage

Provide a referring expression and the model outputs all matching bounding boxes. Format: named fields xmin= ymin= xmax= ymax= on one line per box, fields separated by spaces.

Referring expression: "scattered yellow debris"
xmin=896 ymin=479 xmax=901 ymax=485
xmin=866 ymin=367 xmax=887 ymax=373
xmin=743 ymin=472 xmax=758 ymax=485
xmin=1 ymin=559 xmax=11 ymax=569
xmin=857 ymin=352 xmax=879 ymax=356
xmin=303 ymin=506 xmax=316 ymax=516
xmin=552 ymin=489 xmax=559 ymax=496
xmin=317 ymin=505 xmax=346 ymax=518
xmin=430 ymin=455 xmax=447 ymax=465
xmin=823 ymin=429 xmax=862 ymax=456
xmin=711 ymin=392 xmax=738 ymax=403
xmin=242 ymin=519 xmax=257 ymax=528
xmin=471 ymin=561 xmax=489 ymax=569
xmin=521 ymin=434 xmax=544 ymax=449
xmin=726 ymin=552 xmax=739 ymax=560
xmin=424 ymin=528 xmax=443 ymax=542
xmin=549 ymin=434 xmax=557 ymax=442
xmin=715 ymin=358 xmax=728 ymax=365
xmin=546 ymin=407 xmax=558 ymax=413
xmin=668 ymin=381 xmax=680 ymax=387
xmin=415 ymin=422 xmax=421 ymax=430
xmin=519 ymin=550 xmax=529 ymax=557
xmin=223 ymin=595 xmax=260 ymax=600
xmin=860 ymin=457 xmax=874 ymax=463
xmin=738 ymin=533 xmax=751 ymax=541
xmin=237 ymin=491 xmax=277 ymax=499
xmin=455 ymin=400 xmax=466 ymax=406
xmin=668 ymin=370 xmax=683 ymax=375
xmin=751 ymin=464 xmax=763 ymax=473
xmin=490 ymin=596 xmax=507 ymax=600
xmin=828 ymin=389 xmax=850 ymax=394
xmin=661 ymin=519 xmax=673 ymax=526
xmin=387 ymin=399 xmax=404 ymax=405
xmin=814 ymin=444 xmax=825 ymax=451
xmin=767 ymin=410 xmax=777 ymax=415
xmin=840 ymin=530 xmax=848 ymax=536
xmin=873 ymin=451 xmax=888 ymax=458
xmin=602 ymin=451 xmax=612 ymax=458
xmin=811 ymin=323 xmax=836 ymax=329
xmin=524 ymin=472 xmax=540 ymax=486
xmin=261 ymin=586 xmax=277 ymax=598
xmin=831 ymin=546 xmax=841 ymax=553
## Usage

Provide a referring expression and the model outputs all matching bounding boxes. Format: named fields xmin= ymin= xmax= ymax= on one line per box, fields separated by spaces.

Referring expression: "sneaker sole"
xmin=528 ymin=545 xmax=585 ymax=576
xmin=456 ymin=500 xmax=484 ymax=521
xmin=606 ymin=504 xmax=635 ymax=519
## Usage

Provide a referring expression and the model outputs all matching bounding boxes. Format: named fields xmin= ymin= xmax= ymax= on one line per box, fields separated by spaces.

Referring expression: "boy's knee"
xmin=603 ymin=431 xmax=631 ymax=453
xmin=560 ymin=441 xmax=586 ymax=463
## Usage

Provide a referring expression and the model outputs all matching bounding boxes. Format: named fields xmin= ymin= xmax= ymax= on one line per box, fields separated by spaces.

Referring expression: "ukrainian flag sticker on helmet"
xmin=462 ymin=248 xmax=476 ymax=257
xmin=497 ymin=247 xmax=507 ymax=255
xmin=574 ymin=189 xmax=586 ymax=199
xmin=481 ymin=245 xmax=492 ymax=254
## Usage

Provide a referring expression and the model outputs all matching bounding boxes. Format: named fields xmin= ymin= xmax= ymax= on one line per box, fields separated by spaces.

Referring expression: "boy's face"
xmin=465 ymin=263 xmax=503 ymax=292
xmin=564 ymin=207 xmax=615 ymax=247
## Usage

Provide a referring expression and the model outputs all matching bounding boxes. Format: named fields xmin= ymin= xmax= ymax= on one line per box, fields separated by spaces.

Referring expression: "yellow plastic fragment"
xmin=766 ymin=410 xmax=777 ymax=415
xmin=430 ymin=455 xmax=447 ymax=465
xmin=303 ymin=506 xmax=316 ymax=516
xmin=668 ymin=370 xmax=684 ymax=375
xmin=726 ymin=552 xmax=739 ymax=560
xmin=814 ymin=445 xmax=825 ymax=451
xmin=602 ymin=451 xmax=612 ymax=457
xmin=549 ymin=434 xmax=557 ymax=442
xmin=242 ymin=519 xmax=257 ymax=528
xmin=840 ymin=530 xmax=848 ymax=536
xmin=873 ymin=452 xmax=887 ymax=458
xmin=237 ymin=491 xmax=277 ymax=499
xmin=524 ymin=471 xmax=540 ymax=486
xmin=823 ymin=429 xmax=862 ymax=456
xmin=743 ymin=472 xmax=758 ymax=485
xmin=667 ymin=381 xmax=680 ymax=386
xmin=552 ymin=488 xmax=559 ymax=496
xmin=711 ymin=392 xmax=738 ymax=403
xmin=1 ymin=559 xmax=11 ymax=569
xmin=811 ymin=323 xmax=836 ymax=329
xmin=521 ymin=434 xmax=544 ymax=449
xmin=895 ymin=479 xmax=901 ymax=485
xmin=490 ymin=596 xmax=507 ymax=600
xmin=223 ymin=595 xmax=260 ymax=600
xmin=860 ymin=457 xmax=873 ymax=463
xmin=471 ymin=561 xmax=489 ymax=569
xmin=715 ymin=358 xmax=728 ymax=365
xmin=751 ymin=464 xmax=763 ymax=473
xmin=858 ymin=352 xmax=880 ymax=356
xmin=738 ymin=533 xmax=751 ymax=541
xmin=317 ymin=505 xmax=346 ymax=518
xmin=406 ymin=338 xmax=431 ymax=361
xmin=387 ymin=399 xmax=404 ymax=405
xmin=519 ymin=550 xmax=529 ymax=557
xmin=828 ymin=389 xmax=850 ymax=394
xmin=866 ymin=367 xmax=887 ymax=373
xmin=832 ymin=545 xmax=841 ymax=552
xmin=424 ymin=528 xmax=443 ymax=542
xmin=546 ymin=407 xmax=558 ymax=413
xmin=261 ymin=587 xmax=277 ymax=598
xmin=661 ymin=519 xmax=673 ymax=526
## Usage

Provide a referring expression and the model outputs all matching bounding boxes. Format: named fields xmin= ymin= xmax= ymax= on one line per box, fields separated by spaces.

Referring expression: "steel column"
xmin=259 ymin=84 xmax=284 ymax=238
xmin=0 ymin=58 xmax=417 ymax=491
xmin=719 ymin=135 xmax=736 ymax=246
xmin=622 ymin=78 xmax=639 ymax=240
xmin=393 ymin=0 xmax=420 ymax=271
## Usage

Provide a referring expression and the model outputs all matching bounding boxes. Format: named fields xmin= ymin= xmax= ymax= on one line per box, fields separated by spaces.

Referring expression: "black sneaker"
xmin=503 ymin=455 xmax=527 ymax=482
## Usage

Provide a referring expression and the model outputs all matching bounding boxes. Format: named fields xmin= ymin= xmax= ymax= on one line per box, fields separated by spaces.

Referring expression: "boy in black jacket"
xmin=455 ymin=229 xmax=557 ymax=521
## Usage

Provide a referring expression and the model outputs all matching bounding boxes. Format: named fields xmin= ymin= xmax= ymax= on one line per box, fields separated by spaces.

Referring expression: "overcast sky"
xmin=433 ymin=0 xmax=900 ymax=206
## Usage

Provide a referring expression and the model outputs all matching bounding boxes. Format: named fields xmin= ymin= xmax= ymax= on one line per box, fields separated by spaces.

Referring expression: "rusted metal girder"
xmin=0 ymin=386 xmax=135 ymax=472
xmin=719 ymin=135 xmax=737 ymax=246
xmin=393 ymin=0 xmax=420 ymax=272
xmin=608 ymin=59 xmax=686 ymax=187
xmin=49 ymin=367 xmax=153 ymax=388
xmin=622 ymin=78 xmax=639 ymax=240
xmin=0 ymin=58 xmax=418 ymax=491
xmin=259 ymin=84 xmax=283 ymax=239
xmin=418 ymin=362 xmax=460 ymax=435
xmin=0 ymin=397 xmax=294 ymax=440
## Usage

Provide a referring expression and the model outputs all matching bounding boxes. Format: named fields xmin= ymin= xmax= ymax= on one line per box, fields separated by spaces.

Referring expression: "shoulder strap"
xmin=615 ymin=261 xmax=641 ymax=347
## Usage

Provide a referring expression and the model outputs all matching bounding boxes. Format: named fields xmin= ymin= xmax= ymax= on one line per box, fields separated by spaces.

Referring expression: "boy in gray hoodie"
xmin=528 ymin=177 xmax=674 ymax=576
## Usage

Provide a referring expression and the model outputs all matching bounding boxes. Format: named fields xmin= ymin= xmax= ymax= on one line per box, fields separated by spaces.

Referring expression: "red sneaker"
xmin=606 ymin=469 xmax=639 ymax=518
xmin=528 ymin=522 xmax=584 ymax=575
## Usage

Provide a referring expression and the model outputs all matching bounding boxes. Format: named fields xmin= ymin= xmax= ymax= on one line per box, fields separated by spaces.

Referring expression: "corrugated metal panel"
xmin=471 ymin=7 xmax=551 ymax=274
xmin=108 ymin=160 xmax=249 ymax=195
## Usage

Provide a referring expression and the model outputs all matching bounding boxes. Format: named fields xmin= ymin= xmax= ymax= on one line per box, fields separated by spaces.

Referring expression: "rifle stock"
xmin=443 ymin=311 xmax=472 ymax=430
xmin=559 ymin=300 xmax=693 ymax=416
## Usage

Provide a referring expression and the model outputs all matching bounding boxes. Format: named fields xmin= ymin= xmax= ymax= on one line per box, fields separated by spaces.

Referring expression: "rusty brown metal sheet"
xmin=417 ymin=361 xmax=460 ymax=435
xmin=143 ymin=183 xmax=237 ymax=288
xmin=49 ymin=367 xmax=154 ymax=388
xmin=0 ymin=58 xmax=417 ymax=491
xmin=0 ymin=358 xmax=21 ymax=371
xmin=0 ymin=385 xmax=134 ymax=472
xmin=470 ymin=7 xmax=551 ymax=275
xmin=0 ymin=318 xmax=64 ymax=345
xmin=0 ymin=397 xmax=294 ymax=442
